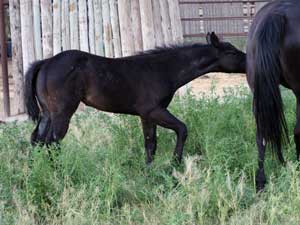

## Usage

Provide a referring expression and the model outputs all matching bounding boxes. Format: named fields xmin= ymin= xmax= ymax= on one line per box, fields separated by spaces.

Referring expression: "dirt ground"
xmin=0 ymin=72 xmax=248 ymax=120
xmin=190 ymin=72 xmax=247 ymax=96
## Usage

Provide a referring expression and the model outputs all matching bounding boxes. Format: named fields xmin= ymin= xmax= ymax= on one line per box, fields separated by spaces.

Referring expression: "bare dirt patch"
xmin=189 ymin=72 xmax=247 ymax=96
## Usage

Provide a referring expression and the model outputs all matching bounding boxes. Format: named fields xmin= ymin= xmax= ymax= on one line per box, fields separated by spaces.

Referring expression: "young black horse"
xmin=247 ymin=0 xmax=300 ymax=191
xmin=25 ymin=32 xmax=245 ymax=164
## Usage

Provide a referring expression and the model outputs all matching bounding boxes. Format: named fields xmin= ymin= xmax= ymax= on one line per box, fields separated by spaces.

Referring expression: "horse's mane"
xmin=134 ymin=43 xmax=206 ymax=57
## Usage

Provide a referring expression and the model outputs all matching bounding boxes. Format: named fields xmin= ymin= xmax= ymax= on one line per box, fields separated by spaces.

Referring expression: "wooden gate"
xmin=179 ymin=0 xmax=271 ymax=41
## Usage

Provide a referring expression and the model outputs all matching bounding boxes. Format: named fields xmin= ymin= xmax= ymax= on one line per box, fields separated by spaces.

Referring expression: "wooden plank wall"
xmin=179 ymin=0 xmax=270 ymax=41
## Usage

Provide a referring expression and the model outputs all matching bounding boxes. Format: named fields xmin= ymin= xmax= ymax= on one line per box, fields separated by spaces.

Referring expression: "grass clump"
xmin=0 ymin=87 xmax=299 ymax=225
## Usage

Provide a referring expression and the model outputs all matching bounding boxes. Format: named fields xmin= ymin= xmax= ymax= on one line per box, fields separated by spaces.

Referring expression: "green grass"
xmin=1 ymin=87 xmax=300 ymax=225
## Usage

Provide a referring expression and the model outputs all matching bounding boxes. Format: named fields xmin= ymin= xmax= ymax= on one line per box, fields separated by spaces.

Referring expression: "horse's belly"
xmin=82 ymin=94 xmax=138 ymax=115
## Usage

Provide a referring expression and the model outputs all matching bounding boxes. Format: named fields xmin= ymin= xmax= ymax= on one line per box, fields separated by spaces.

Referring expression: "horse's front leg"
xmin=141 ymin=118 xmax=157 ymax=165
xmin=256 ymin=133 xmax=267 ymax=192
xmin=145 ymin=108 xmax=187 ymax=163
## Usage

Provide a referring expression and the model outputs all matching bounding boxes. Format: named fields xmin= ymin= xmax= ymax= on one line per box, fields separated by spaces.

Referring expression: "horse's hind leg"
xmin=45 ymin=103 xmax=79 ymax=145
xmin=256 ymin=133 xmax=266 ymax=192
xmin=31 ymin=112 xmax=51 ymax=146
xmin=294 ymin=96 xmax=300 ymax=160
xmin=141 ymin=118 xmax=157 ymax=164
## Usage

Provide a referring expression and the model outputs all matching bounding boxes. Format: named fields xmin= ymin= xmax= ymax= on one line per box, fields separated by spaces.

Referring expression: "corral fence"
xmin=179 ymin=0 xmax=271 ymax=48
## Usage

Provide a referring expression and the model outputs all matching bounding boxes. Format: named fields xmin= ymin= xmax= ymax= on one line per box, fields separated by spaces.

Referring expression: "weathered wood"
xmin=152 ymin=0 xmax=164 ymax=46
xmin=61 ymin=0 xmax=70 ymax=50
xmin=168 ymin=0 xmax=183 ymax=44
xmin=110 ymin=0 xmax=121 ymax=57
xmin=168 ymin=1 xmax=185 ymax=95
xmin=69 ymin=0 xmax=79 ymax=49
xmin=1 ymin=1 xmax=10 ymax=116
xmin=102 ymin=0 xmax=113 ymax=57
xmin=94 ymin=0 xmax=104 ymax=56
xmin=118 ymin=0 xmax=135 ymax=56
xmin=78 ymin=0 xmax=89 ymax=52
xmin=41 ymin=0 xmax=53 ymax=58
xmin=53 ymin=0 xmax=61 ymax=55
xmin=33 ymin=0 xmax=42 ymax=59
xmin=20 ymin=0 xmax=35 ymax=72
xmin=159 ymin=0 xmax=172 ymax=45
xmin=131 ymin=0 xmax=143 ymax=52
xmin=9 ymin=0 xmax=24 ymax=114
xmin=139 ymin=0 xmax=155 ymax=50
xmin=88 ymin=0 xmax=95 ymax=54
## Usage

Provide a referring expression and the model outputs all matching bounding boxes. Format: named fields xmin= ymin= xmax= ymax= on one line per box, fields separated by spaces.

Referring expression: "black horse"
xmin=25 ymin=32 xmax=245 ymax=164
xmin=246 ymin=0 xmax=300 ymax=191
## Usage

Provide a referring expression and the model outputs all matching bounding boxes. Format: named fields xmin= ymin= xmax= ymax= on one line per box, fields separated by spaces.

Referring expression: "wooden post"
xmin=20 ymin=0 xmax=35 ymax=72
xmin=62 ymin=0 xmax=70 ymax=51
xmin=9 ymin=0 xmax=24 ymax=114
xmin=33 ymin=0 xmax=42 ymax=59
xmin=159 ymin=0 xmax=172 ymax=45
xmin=168 ymin=0 xmax=185 ymax=95
xmin=69 ymin=0 xmax=79 ymax=49
xmin=0 ymin=0 xmax=10 ymax=116
xmin=41 ymin=0 xmax=53 ymax=58
xmin=110 ymin=0 xmax=121 ymax=57
xmin=88 ymin=0 xmax=95 ymax=54
xmin=152 ymin=0 xmax=164 ymax=46
xmin=94 ymin=0 xmax=104 ymax=56
xmin=78 ymin=0 xmax=89 ymax=52
xmin=118 ymin=0 xmax=134 ymax=56
xmin=131 ymin=0 xmax=143 ymax=52
xmin=53 ymin=0 xmax=61 ymax=55
xmin=102 ymin=0 xmax=113 ymax=57
xmin=168 ymin=0 xmax=183 ymax=44
xmin=139 ymin=0 xmax=155 ymax=50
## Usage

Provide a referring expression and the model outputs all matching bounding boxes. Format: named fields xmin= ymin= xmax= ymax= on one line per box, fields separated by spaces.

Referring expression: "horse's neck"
xmin=173 ymin=57 xmax=219 ymax=89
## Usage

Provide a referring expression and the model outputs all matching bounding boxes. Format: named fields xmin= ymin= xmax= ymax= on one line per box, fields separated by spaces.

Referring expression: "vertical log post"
xmin=88 ymin=0 xmax=95 ymax=54
xmin=102 ymin=0 xmax=113 ymax=57
xmin=94 ymin=0 xmax=104 ymax=56
xmin=62 ymin=0 xmax=70 ymax=51
xmin=33 ymin=0 xmax=42 ymax=59
xmin=20 ymin=0 xmax=35 ymax=72
xmin=131 ymin=0 xmax=143 ymax=52
xmin=118 ymin=0 xmax=134 ymax=56
xmin=168 ymin=0 xmax=183 ymax=44
xmin=9 ymin=0 xmax=24 ymax=114
xmin=53 ymin=0 xmax=61 ymax=55
xmin=78 ymin=0 xmax=89 ymax=52
xmin=139 ymin=0 xmax=155 ymax=50
xmin=0 ymin=0 xmax=10 ymax=116
xmin=159 ymin=0 xmax=172 ymax=45
xmin=110 ymin=0 xmax=121 ymax=57
xmin=69 ymin=0 xmax=79 ymax=49
xmin=152 ymin=0 xmax=164 ymax=46
xmin=41 ymin=0 xmax=53 ymax=58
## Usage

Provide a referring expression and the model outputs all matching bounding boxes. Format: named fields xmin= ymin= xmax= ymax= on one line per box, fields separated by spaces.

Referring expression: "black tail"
xmin=253 ymin=14 xmax=288 ymax=162
xmin=24 ymin=60 xmax=45 ymax=122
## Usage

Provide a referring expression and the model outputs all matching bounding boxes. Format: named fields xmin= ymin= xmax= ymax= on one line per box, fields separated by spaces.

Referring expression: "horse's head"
xmin=206 ymin=32 xmax=246 ymax=74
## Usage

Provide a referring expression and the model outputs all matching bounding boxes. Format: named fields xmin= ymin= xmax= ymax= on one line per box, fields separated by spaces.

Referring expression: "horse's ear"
xmin=206 ymin=32 xmax=211 ymax=44
xmin=210 ymin=32 xmax=220 ymax=48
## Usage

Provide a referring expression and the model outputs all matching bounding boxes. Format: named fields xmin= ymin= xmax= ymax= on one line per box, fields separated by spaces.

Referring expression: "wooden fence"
xmin=1 ymin=0 xmax=183 ymax=117
xmin=179 ymin=0 xmax=271 ymax=40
